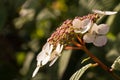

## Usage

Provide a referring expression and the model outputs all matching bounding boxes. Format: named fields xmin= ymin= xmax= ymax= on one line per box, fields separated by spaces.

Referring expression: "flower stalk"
xmin=83 ymin=46 xmax=120 ymax=80
xmin=69 ymin=34 xmax=120 ymax=80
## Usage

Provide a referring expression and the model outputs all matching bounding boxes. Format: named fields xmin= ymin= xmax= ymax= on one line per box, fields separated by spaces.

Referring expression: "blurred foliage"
xmin=0 ymin=0 xmax=120 ymax=80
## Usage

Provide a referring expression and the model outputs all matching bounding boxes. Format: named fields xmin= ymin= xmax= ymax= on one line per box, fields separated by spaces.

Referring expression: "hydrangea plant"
xmin=32 ymin=10 xmax=119 ymax=80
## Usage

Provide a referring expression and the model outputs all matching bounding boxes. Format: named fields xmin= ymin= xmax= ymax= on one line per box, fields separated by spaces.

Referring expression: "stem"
xmin=72 ymin=34 xmax=120 ymax=79
xmin=65 ymin=46 xmax=82 ymax=50
xmin=82 ymin=46 xmax=120 ymax=80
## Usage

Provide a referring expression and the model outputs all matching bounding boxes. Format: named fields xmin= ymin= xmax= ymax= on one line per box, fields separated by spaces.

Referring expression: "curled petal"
xmin=92 ymin=9 xmax=117 ymax=15
xmin=83 ymin=33 xmax=95 ymax=43
xmin=93 ymin=36 xmax=107 ymax=47
xmin=96 ymin=24 xmax=109 ymax=34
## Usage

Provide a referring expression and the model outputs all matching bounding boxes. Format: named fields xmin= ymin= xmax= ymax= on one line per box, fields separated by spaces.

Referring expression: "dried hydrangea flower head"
xmin=32 ymin=10 xmax=117 ymax=77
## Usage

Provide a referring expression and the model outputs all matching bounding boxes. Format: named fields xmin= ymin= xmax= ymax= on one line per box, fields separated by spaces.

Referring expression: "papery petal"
xmin=81 ymin=19 xmax=92 ymax=34
xmin=90 ymin=23 xmax=98 ymax=34
xmin=93 ymin=35 xmax=107 ymax=47
xmin=37 ymin=51 xmax=51 ymax=66
xmin=49 ymin=44 xmax=63 ymax=66
xmin=42 ymin=43 xmax=53 ymax=55
xmin=96 ymin=24 xmax=109 ymax=34
xmin=49 ymin=56 xmax=59 ymax=67
xmin=73 ymin=19 xmax=92 ymax=34
xmin=37 ymin=51 xmax=47 ymax=62
xmin=32 ymin=66 xmax=40 ymax=77
xmin=83 ymin=33 xmax=95 ymax=43
xmin=92 ymin=9 xmax=117 ymax=15
xmin=42 ymin=43 xmax=50 ymax=51
xmin=72 ymin=19 xmax=82 ymax=29
xmin=41 ymin=55 xmax=50 ymax=65
xmin=56 ymin=43 xmax=64 ymax=53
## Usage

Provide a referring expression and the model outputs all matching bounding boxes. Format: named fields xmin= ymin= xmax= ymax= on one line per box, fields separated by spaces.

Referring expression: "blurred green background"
xmin=0 ymin=0 xmax=120 ymax=80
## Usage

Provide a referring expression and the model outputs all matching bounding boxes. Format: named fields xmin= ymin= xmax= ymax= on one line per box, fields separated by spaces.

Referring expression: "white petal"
xmin=49 ymin=56 xmax=59 ymax=67
xmin=73 ymin=19 xmax=92 ymax=34
xmin=48 ymin=44 xmax=54 ymax=55
xmin=37 ymin=50 xmax=46 ymax=61
xmin=33 ymin=43 xmax=54 ymax=77
xmin=41 ymin=55 xmax=50 ymax=65
xmin=37 ymin=51 xmax=51 ymax=66
xmin=96 ymin=24 xmax=109 ymax=34
xmin=32 ymin=66 xmax=40 ymax=77
xmin=90 ymin=23 xmax=98 ymax=34
xmin=42 ymin=43 xmax=50 ymax=51
xmin=72 ymin=19 xmax=82 ymax=29
xmin=92 ymin=9 xmax=117 ymax=15
xmin=83 ymin=33 xmax=95 ymax=43
xmin=93 ymin=36 xmax=107 ymax=47
xmin=42 ymin=43 xmax=53 ymax=55
xmin=81 ymin=19 xmax=92 ymax=34
xmin=56 ymin=44 xmax=63 ymax=53
xmin=37 ymin=52 xmax=49 ymax=66
xmin=36 ymin=43 xmax=53 ymax=66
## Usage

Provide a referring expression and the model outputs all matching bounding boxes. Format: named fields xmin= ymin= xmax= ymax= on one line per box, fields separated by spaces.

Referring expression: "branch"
xmin=82 ymin=46 xmax=120 ymax=80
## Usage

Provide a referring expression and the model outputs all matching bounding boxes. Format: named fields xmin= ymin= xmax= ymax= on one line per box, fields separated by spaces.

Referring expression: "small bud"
xmin=93 ymin=36 xmax=107 ymax=47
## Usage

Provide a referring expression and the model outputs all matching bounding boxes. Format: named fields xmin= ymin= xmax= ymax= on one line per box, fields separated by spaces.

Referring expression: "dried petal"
xmin=93 ymin=36 xmax=107 ymax=47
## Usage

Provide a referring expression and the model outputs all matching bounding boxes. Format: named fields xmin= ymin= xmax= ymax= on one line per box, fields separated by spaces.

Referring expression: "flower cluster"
xmin=32 ymin=10 xmax=117 ymax=77
xmin=32 ymin=43 xmax=63 ymax=77
xmin=83 ymin=23 xmax=109 ymax=47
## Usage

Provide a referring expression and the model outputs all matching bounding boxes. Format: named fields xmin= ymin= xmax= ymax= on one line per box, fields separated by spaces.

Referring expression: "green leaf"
xmin=69 ymin=63 xmax=93 ymax=80
xmin=111 ymin=56 xmax=120 ymax=71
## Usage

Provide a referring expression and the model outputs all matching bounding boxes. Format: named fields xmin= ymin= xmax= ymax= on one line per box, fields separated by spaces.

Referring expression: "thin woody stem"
xmin=73 ymin=34 xmax=120 ymax=80
xmin=72 ymin=40 xmax=82 ymax=47
xmin=65 ymin=46 xmax=82 ymax=50
xmin=82 ymin=45 xmax=120 ymax=80
xmin=72 ymin=34 xmax=120 ymax=79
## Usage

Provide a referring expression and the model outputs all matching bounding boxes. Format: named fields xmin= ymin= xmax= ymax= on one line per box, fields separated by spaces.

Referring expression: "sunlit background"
xmin=0 ymin=0 xmax=120 ymax=80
